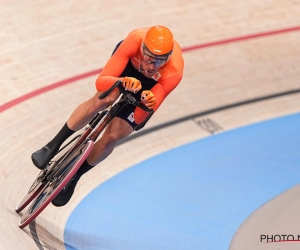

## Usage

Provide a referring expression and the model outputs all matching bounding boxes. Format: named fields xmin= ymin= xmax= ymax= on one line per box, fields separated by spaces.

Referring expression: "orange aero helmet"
xmin=143 ymin=25 xmax=174 ymax=56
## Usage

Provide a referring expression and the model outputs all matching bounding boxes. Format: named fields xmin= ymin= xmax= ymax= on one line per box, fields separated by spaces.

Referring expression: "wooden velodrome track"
xmin=1 ymin=0 xmax=300 ymax=249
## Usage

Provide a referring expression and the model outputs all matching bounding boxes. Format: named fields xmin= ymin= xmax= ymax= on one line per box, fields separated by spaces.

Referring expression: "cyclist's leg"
xmin=87 ymin=117 xmax=134 ymax=165
xmin=67 ymin=90 xmax=119 ymax=131
xmin=32 ymin=90 xmax=119 ymax=170
xmin=51 ymin=117 xmax=133 ymax=206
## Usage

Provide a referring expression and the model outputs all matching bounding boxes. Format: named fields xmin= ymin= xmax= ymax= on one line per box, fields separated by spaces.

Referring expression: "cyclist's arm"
xmin=134 ymin=72 xmax=183 ymax=124
xmin=95 ymin=35 xmax=137 ymax=92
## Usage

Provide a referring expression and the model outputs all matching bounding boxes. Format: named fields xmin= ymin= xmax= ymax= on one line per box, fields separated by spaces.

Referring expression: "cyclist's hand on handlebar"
xmin=122 ymin=77 xmax=142 ymax=94
xmin=141 ymin=90 xmax=156 ymax=109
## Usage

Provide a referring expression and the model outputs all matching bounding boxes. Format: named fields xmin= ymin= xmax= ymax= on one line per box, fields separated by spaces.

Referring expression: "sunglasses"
xmin=141 ymin=43 xmax=171 ymax=67
xmin=142 ymin=54 xmax=168 ymax=67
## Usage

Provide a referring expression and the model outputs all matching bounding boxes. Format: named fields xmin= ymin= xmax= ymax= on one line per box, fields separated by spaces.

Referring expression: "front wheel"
xmin=15 ymin=170 xmax=47 ymax=213
xmin=18 ymin=140 xmax=94 ymax=228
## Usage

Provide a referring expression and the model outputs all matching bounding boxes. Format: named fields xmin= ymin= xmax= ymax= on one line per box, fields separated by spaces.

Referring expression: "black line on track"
xmin=29 ymin=220 xmax=44 ymax=250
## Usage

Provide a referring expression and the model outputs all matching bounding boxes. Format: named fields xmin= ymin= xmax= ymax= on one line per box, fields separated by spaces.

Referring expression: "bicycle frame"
xmin=49 ymin=80 xmax=154 ymax=176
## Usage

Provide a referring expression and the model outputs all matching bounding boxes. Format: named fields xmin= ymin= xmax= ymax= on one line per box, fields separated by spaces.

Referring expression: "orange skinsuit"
xmin=96 ymin=27 xmax=184 ymax=124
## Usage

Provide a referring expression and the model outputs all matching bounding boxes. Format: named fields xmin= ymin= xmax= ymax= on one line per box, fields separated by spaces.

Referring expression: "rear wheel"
xmin=18 ymin=140 xmax=94 ymax=228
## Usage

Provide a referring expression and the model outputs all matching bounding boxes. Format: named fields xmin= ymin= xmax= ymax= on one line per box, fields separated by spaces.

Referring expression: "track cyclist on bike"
xmin=31 ymin=25 xmax=184 ymax=207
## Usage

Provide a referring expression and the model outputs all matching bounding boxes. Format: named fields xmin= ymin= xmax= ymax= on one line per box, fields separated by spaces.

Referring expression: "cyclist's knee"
xmin=89 ymin=91 xmax=117 ymax=112
xmin=102 ymin=131 xmax=121 ymax=148
xmin=103 ymin=122 xmax=132 ymax=148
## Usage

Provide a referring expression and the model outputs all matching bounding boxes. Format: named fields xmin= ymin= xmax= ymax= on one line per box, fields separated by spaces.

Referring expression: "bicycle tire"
xmin=18 ymin=140 xmax=94 ymax=228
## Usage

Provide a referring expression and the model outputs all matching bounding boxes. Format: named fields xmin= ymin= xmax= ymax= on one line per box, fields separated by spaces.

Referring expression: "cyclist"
xmin=31 ymin=25 xmax=184 ymax=207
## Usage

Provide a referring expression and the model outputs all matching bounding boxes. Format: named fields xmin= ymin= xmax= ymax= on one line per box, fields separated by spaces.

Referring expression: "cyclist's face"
xmin=140 ymin=43 xmax=169 ymax=77
xmin=141 ymin=54 xmax=163 ymax=77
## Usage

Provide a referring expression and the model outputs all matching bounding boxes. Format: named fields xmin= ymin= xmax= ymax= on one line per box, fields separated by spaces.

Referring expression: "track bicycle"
xmin=15 ymin=80 xmax=153 ymax=228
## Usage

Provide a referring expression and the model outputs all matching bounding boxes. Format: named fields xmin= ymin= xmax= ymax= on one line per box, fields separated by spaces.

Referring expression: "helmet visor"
xmin=141 ymin=43 xmax=172 ymax=67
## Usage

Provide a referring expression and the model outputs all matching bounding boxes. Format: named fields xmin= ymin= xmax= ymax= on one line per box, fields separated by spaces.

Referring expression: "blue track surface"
xmin=65 ymin=113 xmax=300 ymax=250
